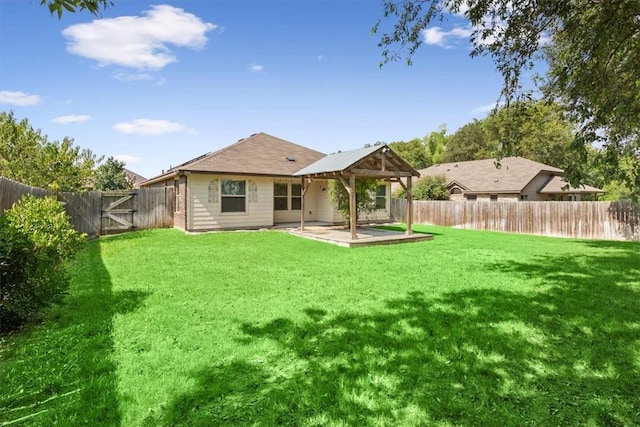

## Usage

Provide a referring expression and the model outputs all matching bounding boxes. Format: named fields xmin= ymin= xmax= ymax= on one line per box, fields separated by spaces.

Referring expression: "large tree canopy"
xmin=93 ymin=156 xmax=131 ymax=191
xmin=0 ymin=111 xmax=99 ymax=191
xmin=40 ymin=0 xmax=111 ymax=17
xmin=374 ymin=0 xmax=640 ymax=195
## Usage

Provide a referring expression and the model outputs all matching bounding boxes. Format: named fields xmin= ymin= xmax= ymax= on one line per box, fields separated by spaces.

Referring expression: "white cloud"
xmin=0 ymin=91 xmax=41 ymax=106
xmin=51 ymin=114 xmax=91 ymax=124
xmin=113 ymin=119 xmax=187 ymax=135
xmin=62 ymin=5 xmax=216 ymax=70
xmin=422 ymin=26 xmax=473 ymax=48
xmin=249 ymin=64 xmax=264 ymax=72
xmin=114 ymin=154 xmax=143 ymax=164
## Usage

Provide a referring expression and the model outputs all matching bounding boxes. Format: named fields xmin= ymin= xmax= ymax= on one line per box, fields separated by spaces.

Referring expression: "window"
xmin=466 ymin=194 xmax=477 ymax=201
xmin=490 ymin=194 xmax=498 ymax=201
xmin=520 ymin=194 xmax=529 ymax=201
xmin=450 ymin=188 xmax=462 ymax=195
xmin=291 ymin=184 xmax=302 ymax=210
xmin=221 ymin=180 xmax=246 ymax=212
xmin=375 ymin=184 xmax=387 ymax=209
xmin=274 ymin=183 xmax=288 ymax=210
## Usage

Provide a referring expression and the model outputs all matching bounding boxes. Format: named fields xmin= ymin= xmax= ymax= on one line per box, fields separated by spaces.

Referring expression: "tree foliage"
xmin=442 ymin=120 xmax=493 ymax=163
xmin=328 ymin=179 xmax=379 ymax=226
xmin=93 ymin=156 xmax=131 ymax=190
xmin=40 ymin=0 xmax=112 ymax=18
xmin=443 ymin=101 xmax=576 ymax=170
xmin=388 ymin=138 xmax=430 ymax=169
xmin=0 ymin=111 xmax=99 ymax=191
xmin=393 ymin=175 xmax=449 ymax=200
xmin=374 ymin=0 xmax=640 ymax=195
xmin=387 ymin=126 xmax=448 ymax=169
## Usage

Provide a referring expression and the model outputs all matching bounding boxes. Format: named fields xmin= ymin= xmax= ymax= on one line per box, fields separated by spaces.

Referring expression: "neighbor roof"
xmin=538 ymin=175 xmax=605 ymax=194
xmin=124 ymin=168 xmax=147 ymax=188
xmin=419 ymin=157 xmax=564 ymax=193
xmin=143 ymin=133 xmax=325 ymax=184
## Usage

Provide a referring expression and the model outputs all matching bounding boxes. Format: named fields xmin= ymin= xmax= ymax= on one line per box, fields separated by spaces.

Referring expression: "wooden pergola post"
xmin=406 ymin=176 xmax=413 ymax=235
xmin=349 ymin=173 xmax=357 ymax=240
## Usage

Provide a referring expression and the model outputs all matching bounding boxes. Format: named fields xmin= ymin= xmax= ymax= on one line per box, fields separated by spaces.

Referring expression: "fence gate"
xmin=101 ymin=191 xmax=136 ymax=233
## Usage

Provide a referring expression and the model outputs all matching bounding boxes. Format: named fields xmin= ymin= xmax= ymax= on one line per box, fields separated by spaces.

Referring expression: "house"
xmin=141 ymin=133 xmax=408 ymax=232
xmin=124 ymin=168 xmax=147 ymax=188
xmin=416 ymin=157 xmax=604 ymax=202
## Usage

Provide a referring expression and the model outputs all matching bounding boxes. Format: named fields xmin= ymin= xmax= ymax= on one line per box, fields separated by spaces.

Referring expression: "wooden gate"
xmin=101 ymin=191 xmax=136 ymax=233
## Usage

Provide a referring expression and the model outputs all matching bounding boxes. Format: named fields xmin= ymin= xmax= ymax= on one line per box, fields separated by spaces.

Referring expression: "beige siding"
xmin=522 ymin=173 xmax=554 ymax=201
xmin=273 ymin=178 xmax=316 ymax=223
xmin=188 ymin=174 xmax=274 ymax=230
xmin=311 ymin=179 xmax=340 ymax=223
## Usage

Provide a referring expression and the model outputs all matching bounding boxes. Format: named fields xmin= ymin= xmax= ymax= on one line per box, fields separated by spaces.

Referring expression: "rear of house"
xmin=142 ymin=133 xmax=392 ymax=231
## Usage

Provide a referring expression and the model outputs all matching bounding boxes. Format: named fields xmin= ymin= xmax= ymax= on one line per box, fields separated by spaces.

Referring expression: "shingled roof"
xmin=143 ymin=133 xmax=326 ymax=184
xmin=419 ymin=157 xmax=564 ymax=193
xmin=538 ymin=175 xmax=605 ymax=194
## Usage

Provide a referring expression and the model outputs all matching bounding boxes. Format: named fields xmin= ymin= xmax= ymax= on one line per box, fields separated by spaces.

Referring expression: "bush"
xmin=393 ymin=175 xmax=450 ymax=200
xmin=0 ymin=195 xmax=85 ymax=332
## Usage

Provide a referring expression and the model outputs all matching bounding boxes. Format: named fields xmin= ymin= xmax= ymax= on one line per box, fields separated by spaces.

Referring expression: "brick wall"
xmin=173 ymin=176 xmax=187 ymax=230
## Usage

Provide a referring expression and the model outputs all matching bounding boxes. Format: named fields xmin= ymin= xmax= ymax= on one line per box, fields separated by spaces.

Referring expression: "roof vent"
xmin=286 ymin=157 xmax=296 ymax=162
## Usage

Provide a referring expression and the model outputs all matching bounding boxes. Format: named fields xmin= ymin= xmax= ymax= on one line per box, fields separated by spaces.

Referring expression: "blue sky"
xmin=0 ymin=0 xmax=507 ymax=179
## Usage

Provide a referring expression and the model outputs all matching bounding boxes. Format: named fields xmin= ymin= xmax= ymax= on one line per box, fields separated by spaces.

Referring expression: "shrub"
xmin=328 ymin=179 xmax=379 ymax=226
xmin=0 ymin=195 xmax=85 ymax=332
xmin=393 ymin=175 xmax=450 ymax=200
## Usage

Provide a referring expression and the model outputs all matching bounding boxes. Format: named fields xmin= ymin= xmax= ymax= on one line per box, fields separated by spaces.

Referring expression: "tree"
xmin=328 ymin=179 xmax=379 ymax=226
xmin=442 ymin=120 xmax=493 ymax=163
xmin=424 ymin=125 xmax=447 ymax=165
xmin=94 ymin=156 xmax=131 ymax=190
xmin=0 ymin=111 xmax=99 ymax=191
xmin=394 ymin=175 xmax=449 ymax=200
xmin=373 ymin=0 xmax=640 ymax=194
xmin=482 ymin=101 xmax=575 ymax=169
xmin=388 ymin=138 xmax=430 ymax=169
xmin=40 ymin=0 xmax=112 ymax=17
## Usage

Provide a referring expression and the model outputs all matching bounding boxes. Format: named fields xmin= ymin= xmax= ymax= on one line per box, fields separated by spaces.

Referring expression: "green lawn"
xmin=1 ymin=226 xmax=639 ymax=426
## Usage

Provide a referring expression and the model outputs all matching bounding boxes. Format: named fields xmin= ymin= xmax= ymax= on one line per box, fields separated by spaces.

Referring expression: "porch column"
xmin=349 ymin=173 xmax=357 ymax=240
xmin=406 ymin=176 xmax=413 ymax=235
xmin=300 ymin=176 xmax=305 ymax=231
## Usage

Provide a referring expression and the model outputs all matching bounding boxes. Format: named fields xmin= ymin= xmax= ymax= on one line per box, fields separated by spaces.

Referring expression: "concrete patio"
xmin=286 ymin=224 xmax=434 ymax=247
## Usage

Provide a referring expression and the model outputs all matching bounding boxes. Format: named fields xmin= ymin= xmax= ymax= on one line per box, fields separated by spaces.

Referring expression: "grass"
xmin=1 ymin=225 xmax=639 ymax=426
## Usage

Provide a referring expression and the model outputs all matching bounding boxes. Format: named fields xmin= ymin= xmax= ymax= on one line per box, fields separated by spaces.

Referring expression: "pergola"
xmin=294 ymin=144 xmax=420 ymax=240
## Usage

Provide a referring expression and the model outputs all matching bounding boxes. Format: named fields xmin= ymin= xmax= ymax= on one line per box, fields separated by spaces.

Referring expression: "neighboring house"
xmin=141 ymin=133 xmax=396 ymax=232
xmin=416 ymin=157 xmax=604 ymax=202
xmin=124 ymin=168 xmax=147 ymax=189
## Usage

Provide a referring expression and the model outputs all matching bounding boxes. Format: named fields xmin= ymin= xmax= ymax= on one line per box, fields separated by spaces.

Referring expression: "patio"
xmin=287 ymin=224 xmax=434 ymax=247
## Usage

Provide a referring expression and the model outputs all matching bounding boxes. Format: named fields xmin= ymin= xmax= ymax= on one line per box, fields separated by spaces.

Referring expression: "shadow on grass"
xmin=0 ymin=240 xmax=148 ymax=426
xmin=146 ymin=245 xmax=639 ymax=425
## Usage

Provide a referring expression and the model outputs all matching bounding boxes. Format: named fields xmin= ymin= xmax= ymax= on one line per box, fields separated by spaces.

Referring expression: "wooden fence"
xmin=0 ymin=176 xmax=174 ymax=236
xmin=391 ymin=198 xmax=640 ymax=241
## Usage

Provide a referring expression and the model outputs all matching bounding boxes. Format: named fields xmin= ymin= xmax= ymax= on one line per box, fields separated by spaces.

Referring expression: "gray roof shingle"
xmin=146 ymin=133 xmax=326 ymax=183
xmin=418 ymin=157 xmax=564 ymax=193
